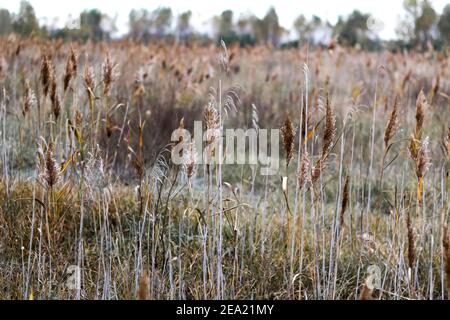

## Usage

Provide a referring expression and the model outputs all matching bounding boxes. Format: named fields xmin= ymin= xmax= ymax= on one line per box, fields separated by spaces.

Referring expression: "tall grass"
xmin=0 ymin=36 xmax=448 ymax=299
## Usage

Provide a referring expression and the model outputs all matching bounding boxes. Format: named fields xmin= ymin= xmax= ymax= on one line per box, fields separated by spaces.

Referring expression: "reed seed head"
xmin=280 ymin=114 xmax=296 ymax=167
xmin=40 ymin=54 xmax=54 ymax=98
xmin=22 ymin=79 xmax=36 ymax=116
xmin=384 ymin=94 xmax=399 ymax=148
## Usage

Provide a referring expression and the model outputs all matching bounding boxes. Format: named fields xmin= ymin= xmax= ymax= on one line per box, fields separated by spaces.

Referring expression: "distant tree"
xmin=397 ymin=0 xmax=438 ymax=48
xmin=236 ymin=15 xmax=257 ymax=46
xmin=129 ymin=8 xmax=172 ymax=41
xmin=129 ymin=9 xmax=152 ymax=41
xmin=12 ymin=1 xmax=39 ymax=36
xmin=218 ymin=10 xmax=234 ymax=36
xmin=0 ymin=9 xmax=12 ymax=35
xmin=293 ymin=14 xmax=308 ymax=42
xmin=79 ymin=9 xmax=109 ymax=41
xmin=263 ymin=7 xmax=283 ymax=46
xmin=334 ymin=10 xmax=379 ymax=49
xmin=153 ymin=7 xmax=172 ymax=38
xmin=248 ymin=7 xmax=284 ymax=46
xmin=176 ymin=10 xmax=192 ymax=42
xmin=438 ymin=4 xmax=450 ymax=44
xmin=212 ymin=10 xmax=240 ymax=44
xmin=294 ymin=15 xmax=329 ymax=45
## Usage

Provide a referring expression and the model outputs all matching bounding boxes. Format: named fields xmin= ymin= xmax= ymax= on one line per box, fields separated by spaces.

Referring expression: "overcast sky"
xmin=0 ymin=0 xmax=448 ymax=39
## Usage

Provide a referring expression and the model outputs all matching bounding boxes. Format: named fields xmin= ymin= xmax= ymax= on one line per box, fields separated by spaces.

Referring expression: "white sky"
xmin=0 ymin=0 xmax=448 ymax=39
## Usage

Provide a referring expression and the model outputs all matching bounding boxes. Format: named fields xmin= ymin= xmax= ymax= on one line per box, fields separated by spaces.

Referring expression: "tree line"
xmin=1 ymin=0 xmax=449 ymax=50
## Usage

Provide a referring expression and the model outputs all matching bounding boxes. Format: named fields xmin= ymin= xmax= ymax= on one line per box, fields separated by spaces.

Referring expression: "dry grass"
xmin=0 ymin=36 xmax=448 ymax=300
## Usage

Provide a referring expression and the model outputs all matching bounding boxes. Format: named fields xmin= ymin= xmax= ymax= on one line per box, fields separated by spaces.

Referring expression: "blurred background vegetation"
xmin=0 ymin=0 xmax=449 ymax=51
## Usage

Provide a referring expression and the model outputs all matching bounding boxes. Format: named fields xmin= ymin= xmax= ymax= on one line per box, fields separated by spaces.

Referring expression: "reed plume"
xmin=84 ymin=62 xmax=95 ymax=99
xmin=280 ymin=115 xmax=296 ymax=168
xmin=22 ymin=79 xmax=36 ymax=116
xmin=414 ymin=138 xmax=430 ymax=182
xmin=429 ymin=75 xmax=440 ymax=106
xmin=38 ymin=141 xmax=60 ymax=188
xmin=311 ymin=93 xmax=336 ymax=183
xmin=297 ymin=151 xmax=310 ymax=189
xmin=50 ymin=77 xmax=61 ymax=119
xmin=40 ymin=54 xmax=53 ymax=98
xmin=322 ymin=93 xmax=336 ymax=156
xmin=63 ymin=47 xmax=77 ymax=92
xmin=406 ymin=210 xmax=415 ymax=270
xmin=183 ymin=141 xmax=197 ymax=180
xmin=203 ymin=103 xmax=220 ymax=146
xmin=401 ymin=70 xmax=411 ymax=92
xmin=311 ymin=157 xmax=324 ymax=183
xmin=384 ymin=94 xmax=399 ymax=148
xmin=102 ymin=52 xmax=119 ymax=97
xmin=408 ymin=90 xmax=428 ymax=161
xmin=415 ymin=90 xmax=427 ymax=141
xmin=340 ymin=174 xmax=349 ymax=228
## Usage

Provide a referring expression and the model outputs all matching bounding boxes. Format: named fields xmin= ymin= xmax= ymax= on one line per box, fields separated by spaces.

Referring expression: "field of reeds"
xmin=0 ymin=35 xmax=449 ymax=300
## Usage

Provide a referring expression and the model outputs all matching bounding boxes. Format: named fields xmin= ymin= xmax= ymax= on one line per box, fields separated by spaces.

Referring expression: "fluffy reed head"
xmin=429 ymin=75 xmax=440 ymax=106
xmin=415 ymin=90 xmax=427 ymax=141
xmin=63 ymin=47 xmax=77 ymax=92
xmin=182 ymin=141 xmax=197 ymax=180
xmin=203 ymin=103 xmax=220 ymax=146
xmin=38 ymin=141 xmax=60 ymax=188
xmin=280 ymin=114 xmax=296 ymax=168
xmin=297 ymin=151 xmax=310 ymax=189
xmin=50 ymin=76 xmax=61 ymax=119
xmin=311 ymin=157 xmax=324 ymax=183
xmin=22 ymin=79 xmax=36 ymax=117
xmin=340 ymin=174 xmax=350 ymax=228
xmin=40 ymin=54 xmax=54 ymax=98
xmin=414 ymin=138 xmax=431 ymax=182
xmin=102 ymin=53 xmax=119 ymax=97
xmin=406 ymin=210 xmax=415 ymax=270
xmin=322 ymin=93 xmax=336 ymax=156
xmin=384 ymin=94 xmax=399 ymax=148
xmin=401 ymin=70 xmax=411 ymax=92
xmin=84 ymin=62 xmax=95 ymax=99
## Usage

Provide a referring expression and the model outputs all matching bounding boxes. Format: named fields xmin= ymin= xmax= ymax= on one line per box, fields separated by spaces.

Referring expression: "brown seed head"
xmin=203 ymin=103 xmax=220 ymax=146
xmin=384 ymin=95 xmax=399 ymax=148
xmin=40 ymin=54 xmax=54 ymax=98
xmin=340 ymin=174 xmax=350 ymax=228
xmin=297 ymin=151 xmax=310 ymax=189
xmin=63 ymin=47 xmax=77 ymax=92
xmin=322 ymin=94 xmax=336 ymax=156
xmin=414 ymin=138 xmax=430 ymax=182
xmin=280 ymin=115 xmax=296 ymax=167
xmin=50 ymin=77 xmax=61 ymax=119
xmin=84 ymin=62 xmax=95 ymax=99
xmin=102 ymin=53 xmax=119 ymax=97
xmin=415 ymin=90 xmax=427 ymax=141
xmin=44 ymin=142 xmax=60 ymax=188
xmin=22 ymin=79 xmax=36 ymax=116
xmin=406 ymin=211 xmax=415 ymax=270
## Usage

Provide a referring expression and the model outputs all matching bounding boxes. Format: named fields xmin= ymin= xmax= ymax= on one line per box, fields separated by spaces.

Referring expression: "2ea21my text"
xmin=176 ymin=304 xmax=274 ymax=317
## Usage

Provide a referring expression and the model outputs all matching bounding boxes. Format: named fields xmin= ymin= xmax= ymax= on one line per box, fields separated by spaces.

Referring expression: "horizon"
xmin=0 ymin=0 xmax=448 ymax=40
